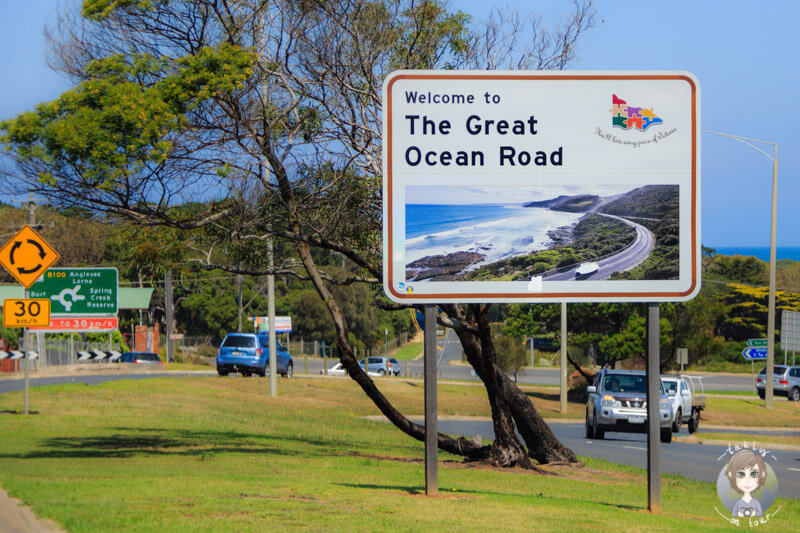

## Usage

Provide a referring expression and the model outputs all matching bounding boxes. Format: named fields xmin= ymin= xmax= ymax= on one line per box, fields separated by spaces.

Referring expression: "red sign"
xmin=29 ymin=316 xmax=118 ymax=332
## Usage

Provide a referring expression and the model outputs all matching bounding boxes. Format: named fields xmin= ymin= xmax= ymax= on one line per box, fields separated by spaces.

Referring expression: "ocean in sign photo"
xmin=405 ymin=203 xmax=582 ymax=268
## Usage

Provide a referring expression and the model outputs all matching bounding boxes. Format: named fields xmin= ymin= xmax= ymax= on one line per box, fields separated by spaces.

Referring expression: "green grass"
xmin=0 ymin=377 xmax=797 ymax=531
xmin=390 ymin=341 xmax=423 ymax=360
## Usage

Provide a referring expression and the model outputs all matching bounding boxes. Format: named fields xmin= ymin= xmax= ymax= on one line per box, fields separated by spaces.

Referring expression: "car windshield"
xmin=662 ymin=380 xmax=678 ymax=394
xmin=602 ymin=373 xmax=646 ymax=394
xmin=758 ymin=366 xmax=786 ymax=375
xmin=137 ymin=353 xmax=159 ymax=361
xmin=221 ymin=335 xmax=256 ymax=348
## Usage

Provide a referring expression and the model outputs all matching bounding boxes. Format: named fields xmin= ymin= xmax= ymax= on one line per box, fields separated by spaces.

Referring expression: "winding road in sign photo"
xmin=543 ymin=214 xmax=656 ymax=281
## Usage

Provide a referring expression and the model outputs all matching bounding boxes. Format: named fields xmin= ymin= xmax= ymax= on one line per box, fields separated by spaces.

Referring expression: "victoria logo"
xmin=610 ymin=94 xmax=663 ymax=131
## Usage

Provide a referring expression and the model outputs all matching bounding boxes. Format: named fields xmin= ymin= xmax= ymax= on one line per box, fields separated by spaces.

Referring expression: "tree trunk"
xmin=450 ymin=304 xmax=578 ymax=465
xmin=298 ymin=239 xmax=490 ymax=459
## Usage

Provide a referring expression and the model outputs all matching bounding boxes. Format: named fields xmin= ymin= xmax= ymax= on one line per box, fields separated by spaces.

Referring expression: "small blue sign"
xmin=742 ymin=347 xmax=768 ymax=360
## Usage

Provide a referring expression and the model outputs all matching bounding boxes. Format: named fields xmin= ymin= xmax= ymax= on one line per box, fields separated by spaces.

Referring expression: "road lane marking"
xmin=623 ymin=445 xmax=647 ymax=451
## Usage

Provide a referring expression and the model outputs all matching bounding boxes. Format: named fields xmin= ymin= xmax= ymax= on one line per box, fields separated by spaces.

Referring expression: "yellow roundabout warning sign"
xmin=0 ymin=225 xmax=61 ymax=288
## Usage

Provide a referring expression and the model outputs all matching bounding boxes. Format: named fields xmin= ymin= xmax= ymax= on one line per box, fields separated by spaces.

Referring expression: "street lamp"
xmin=704 ymin=130 xmax=778 ymax=408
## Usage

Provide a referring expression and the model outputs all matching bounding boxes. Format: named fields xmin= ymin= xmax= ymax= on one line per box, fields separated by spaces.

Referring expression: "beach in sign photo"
xmin=404 ymin=184 xmax=680 ymax=283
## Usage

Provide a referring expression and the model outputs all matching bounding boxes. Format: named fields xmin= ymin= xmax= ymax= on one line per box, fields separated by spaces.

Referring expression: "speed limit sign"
xmin=3 ymin=298 xmax=51 ymax=327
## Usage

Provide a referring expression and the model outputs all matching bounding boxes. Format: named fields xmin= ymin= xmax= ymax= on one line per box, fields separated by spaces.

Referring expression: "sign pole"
xmin=424 ymin=304 xmax=438 ymax=496
xmin=560 ymin=302 xmax=568 ymax=414
xmin=23 ymin=287 xmax=30 ymax=415
xmin=646 ymin=302 xmax=661 ymax=513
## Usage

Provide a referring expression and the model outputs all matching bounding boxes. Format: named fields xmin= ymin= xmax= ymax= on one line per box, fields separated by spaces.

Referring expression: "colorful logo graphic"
xmin=610 ymin=94 xmax=663 ymax=131
xmin=714 ymin=443 xmax=781 ymax=527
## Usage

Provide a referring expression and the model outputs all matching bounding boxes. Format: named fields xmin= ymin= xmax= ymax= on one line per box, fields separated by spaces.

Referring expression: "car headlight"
xmin=601 ymin=395 xmax=620 ymax=407
xmin=660 ymin=397 xmax=670 ymax=409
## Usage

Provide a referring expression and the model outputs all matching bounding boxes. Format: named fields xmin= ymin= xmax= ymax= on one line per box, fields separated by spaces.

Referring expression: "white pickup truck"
xmin=660 ymin=374 xmax=705 ymax=433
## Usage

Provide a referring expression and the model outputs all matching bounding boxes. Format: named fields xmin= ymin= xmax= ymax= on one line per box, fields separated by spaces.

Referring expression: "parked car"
xmin=216 ymin=333 xmax=293 ymax=378
xmin=119 ymin=352 xmax=162 ymax=364
xmin=585 ymin=369 xmax=673 ymax=443
xmin=531 ymin=338 xmax=559 ymax=352
xmin=324 ymin=361 xmax=382 ymax=377
xmin=660 ymin=374 xmax=705 ymax=433
xmin=359 ymin=356 xmax=401 ymax=376
xmin=324 ymin=362 xmax=348 ymax=376
xmin=756 ymin=365 xmax=800 ymax=401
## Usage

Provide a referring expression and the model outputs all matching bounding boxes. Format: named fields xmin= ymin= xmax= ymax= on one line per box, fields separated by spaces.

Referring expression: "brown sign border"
xmin=384 ymin=72 xmax=699 ymax=302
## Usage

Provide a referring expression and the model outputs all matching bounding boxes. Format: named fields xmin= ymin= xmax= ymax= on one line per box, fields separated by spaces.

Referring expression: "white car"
xmin=575 ymin=262 xmax=599 ymax=278
xmin=324 ymin=362 xmax=348 ymax=376
xmin=660 ymin=374 xmax=705 ymax=433
xmin=323 ymin=361 xmax=380 ymax=377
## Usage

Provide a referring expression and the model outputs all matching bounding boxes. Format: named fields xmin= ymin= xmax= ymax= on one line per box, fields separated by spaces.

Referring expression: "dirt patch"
xmin=0 ymin=487 xmax=64 ymax=533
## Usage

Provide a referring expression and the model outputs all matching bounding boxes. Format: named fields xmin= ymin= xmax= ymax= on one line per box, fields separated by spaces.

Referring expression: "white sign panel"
xmin=382 ymin=71 xmax=700 ymax=303
xmin=780 ymin=310 xmax=800 ymax=352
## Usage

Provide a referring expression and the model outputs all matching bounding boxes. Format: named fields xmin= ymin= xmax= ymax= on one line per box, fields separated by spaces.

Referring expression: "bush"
xmin=195 ymin=344 xmax=218 ymax=357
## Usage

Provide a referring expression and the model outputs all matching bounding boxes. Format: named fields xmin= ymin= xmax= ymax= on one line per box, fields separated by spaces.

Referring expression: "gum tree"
xmin=1 ymin=0 xmax=595 ymax=466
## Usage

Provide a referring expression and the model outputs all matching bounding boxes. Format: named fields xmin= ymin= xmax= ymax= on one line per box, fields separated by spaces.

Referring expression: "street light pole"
xmin=704 ymin=130 xmax=778 ymax=408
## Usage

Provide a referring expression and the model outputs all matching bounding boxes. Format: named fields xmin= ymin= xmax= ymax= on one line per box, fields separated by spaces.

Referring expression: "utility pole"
xmin=237 ymin=267 xmax=243 ymax=333
xmin=23 ymin=194 xmax=36 ymax=415
xmin=165 ymin=270 xmax=174 ymax=363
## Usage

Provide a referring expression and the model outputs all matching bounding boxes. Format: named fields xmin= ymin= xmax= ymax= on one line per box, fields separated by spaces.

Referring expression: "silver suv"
xmin=585 ymin=369 xmax=673 ymax=443
xmin=756 ymin=365 xmax=800 ymax=401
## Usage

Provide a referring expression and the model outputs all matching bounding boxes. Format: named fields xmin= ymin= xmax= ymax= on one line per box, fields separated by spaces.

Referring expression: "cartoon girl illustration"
xmin=725 ymin=449 xmax=766 ymax=517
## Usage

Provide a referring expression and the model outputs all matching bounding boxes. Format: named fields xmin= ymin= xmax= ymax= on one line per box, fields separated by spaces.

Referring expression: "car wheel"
xmin=672 ymin=408 xmax=681 ymax=433
xmin=378 ymin=368 xmax=386 ymax=376
xmin=790 ymin=387 xmax=800 ymax=402
xmin=660 ymin=426 xmax=672 ymax=443
xmin=217 ymin=367 xmax=229 ymax=377
xmin=593 ymin=410 xmax=604 ymax=440
xmin=688 ymin=409 xmax=700 ymax=433
xmin=585 ymin=409 xmax=595 ymax=439
xmin=283 ymin=362 xmax=293 ymax=378
xmin=757 ymin=390 xmax=765 ymax=400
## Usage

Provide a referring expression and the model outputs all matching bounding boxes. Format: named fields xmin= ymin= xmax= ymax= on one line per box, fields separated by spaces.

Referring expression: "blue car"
xmin=216 ymin=333 xmax=293 ymax=378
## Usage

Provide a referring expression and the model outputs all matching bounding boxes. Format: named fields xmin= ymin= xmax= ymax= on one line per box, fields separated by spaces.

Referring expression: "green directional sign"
xmin=29 ymin=268 xmax=118 ymax=316
xmin=746 ymin=338 xmax=768 ymax=348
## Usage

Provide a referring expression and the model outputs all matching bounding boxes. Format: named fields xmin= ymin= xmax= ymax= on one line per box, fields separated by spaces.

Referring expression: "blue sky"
xmin=1 ymin=0 xmax=798 ymax=248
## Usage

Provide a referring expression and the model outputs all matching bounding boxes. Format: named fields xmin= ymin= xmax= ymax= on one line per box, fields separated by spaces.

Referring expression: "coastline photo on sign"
xmin=404 ymin=184 xmax=679 ymax=283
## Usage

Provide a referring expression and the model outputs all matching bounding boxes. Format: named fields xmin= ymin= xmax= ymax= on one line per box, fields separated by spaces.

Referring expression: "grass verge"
xmin=0 ymin=377 xmax=797 ymax=531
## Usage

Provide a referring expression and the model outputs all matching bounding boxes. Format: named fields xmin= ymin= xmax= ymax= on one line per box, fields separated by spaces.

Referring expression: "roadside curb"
xmin=673 ymin=435 xmax=800 ymax=452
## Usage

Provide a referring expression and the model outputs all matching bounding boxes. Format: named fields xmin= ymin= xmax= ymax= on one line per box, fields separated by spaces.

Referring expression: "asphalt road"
xmin=431 ymin=418 xmax=800 ymax=500
xmin=306 ymin=330 xmax=762 ymax=392
xmin=543 ymin=214 xmax=655 ymax=281
xmin=0 ymin=371 xmax=213 ymax=395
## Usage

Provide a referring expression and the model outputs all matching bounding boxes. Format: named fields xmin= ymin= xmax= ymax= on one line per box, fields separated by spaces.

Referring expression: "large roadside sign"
xmin=28 ymin=268 xmax=118 ymax=316
xmin=0 ymin=225 xmax=60 ymax=288
xmin=382 ymin=71 xmax=700 ymax=303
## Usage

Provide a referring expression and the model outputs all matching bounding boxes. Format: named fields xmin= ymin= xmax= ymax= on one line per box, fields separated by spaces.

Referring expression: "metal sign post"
xmin=424 ymin=305 xmax=438 ymax=495
xmin=646 ymin=303 xmax=661 ymax=513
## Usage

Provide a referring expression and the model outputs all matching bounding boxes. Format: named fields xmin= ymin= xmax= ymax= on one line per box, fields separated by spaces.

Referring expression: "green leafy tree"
xmin=1 ymin=0 xmax=596 ymax=467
